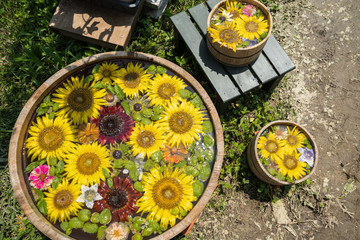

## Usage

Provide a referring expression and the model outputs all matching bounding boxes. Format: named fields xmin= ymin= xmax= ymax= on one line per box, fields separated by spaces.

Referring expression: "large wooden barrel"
xmin=8 ymin=51 xmax=224 ymax=240
xmin=207 ymin=0 xmax=273 ymax=67
xmin=247 ymin=120 xmax=318 ymax=186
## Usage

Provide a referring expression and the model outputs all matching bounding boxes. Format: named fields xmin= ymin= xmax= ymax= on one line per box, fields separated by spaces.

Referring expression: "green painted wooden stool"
xmin=170 ymin=0 xmax=295 ymax=113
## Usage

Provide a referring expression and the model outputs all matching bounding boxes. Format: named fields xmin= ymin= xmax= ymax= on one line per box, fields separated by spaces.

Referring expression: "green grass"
xmin=0 ymin=0 xmax=289 ymax=238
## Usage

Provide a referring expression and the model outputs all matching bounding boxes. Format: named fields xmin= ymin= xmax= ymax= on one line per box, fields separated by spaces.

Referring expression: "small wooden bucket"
xmin=247 ymin=120 xmax=318 ymax=186
xmin=207 ymin=0 xmax=273 ymax=67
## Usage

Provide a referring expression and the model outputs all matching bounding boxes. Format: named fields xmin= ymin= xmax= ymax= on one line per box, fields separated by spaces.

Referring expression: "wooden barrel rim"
xmin=8 ymin=51 xmax=224 ymax=240
xmin=207 ymin=0 xmax=273 ymax=53
xmin=251 ymin=120 xmax=318 ymax=185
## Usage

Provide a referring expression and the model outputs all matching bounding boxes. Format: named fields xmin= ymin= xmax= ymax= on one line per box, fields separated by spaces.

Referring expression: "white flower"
xmin=212 ymin=10 xmax=233 ymax=25
xmin=76 ymin=184 xmax=103 ymax=208
xmin=105 ymin=222 xmax=130 ymax=240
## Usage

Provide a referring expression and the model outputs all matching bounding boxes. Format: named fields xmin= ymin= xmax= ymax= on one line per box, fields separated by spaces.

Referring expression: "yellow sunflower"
xmin=158 ymin=101 xmax=206 ymax=148
xmin=236 ymin=15 xmax=269 ymax=40
xmin=280 ymin=126 xmax=306 ymax=154
xmin=64 ymin=142 xmax=111 ymax=186
xmin=220 ymin=0 xmax=242 ymax=19
xmin=94 ymin=62 xmax=121 ymax=85
xmin=276 ymin=151 xmax=307 ymax=180
xmin=208 ymin=22 xmax=242 ymax=52
xmin=52 ymin=76 xmax=107 ymax=125
xmin=147 ymin=73 xmax=187 ymax=107
xmin=114 ymin=62 xmax=152 ymax=99
xmin=44 ymin=179 xmax=83 ymax=223
xmin=257 ymin=132 xmax=283 ymax=162
xmin=137 ymin=166 xmax=197 ymax=229
xmin=127 ymin=122 xmax=165 ymax=158
xmin=26 ymin=115 xmax=77 ymax=163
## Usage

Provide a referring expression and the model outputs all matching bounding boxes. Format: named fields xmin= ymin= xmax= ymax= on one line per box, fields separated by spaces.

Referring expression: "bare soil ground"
xmin=188 ymin=0 xmax=360 ymax=239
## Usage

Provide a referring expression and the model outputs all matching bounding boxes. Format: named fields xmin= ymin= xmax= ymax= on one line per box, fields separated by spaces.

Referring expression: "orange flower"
xmin=77 ymin=123 xmax=99 ymax=144
xmin=162 ymin=142 xmax=188 ymax=163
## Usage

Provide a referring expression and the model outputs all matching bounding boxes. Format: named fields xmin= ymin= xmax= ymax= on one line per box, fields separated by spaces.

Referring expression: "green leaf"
xmin=178 ymin=89 xmax=192 ymax=99
xmin=52 ymin=102 xmax=60 ymax=112
xmin=32 ymin=188 xmax=44 ymax=200
xmin=25 ymin=161 xmax=39 ymax=173
xmin=92 ymin=82 xmax=106 ymax=89
xmin=156 ymin=66 xmax=167 ymax=74
xmin=44 ymin=95 xmax=51 ymax=103
xmin=84 ymin=74 xmax=94 ymax=83
xmin=202 ymin=121 xmax=213 ymax=134
xmin=37 ymin=199 xmax=47 ymax=215
xmin=106 ymin=85 xmax=115 ymax=94
xmin=92 ymin=64 xmax=100 ymax=74
xmin=121 ymin=100 xmax=131 ymax=115
xmin=36 ymin=107 xmax=47 ymax=116
xmin=49 ymin=157 xmax=57 ymax=166
xmin=48 ymin=112 xmax=55 ymax=119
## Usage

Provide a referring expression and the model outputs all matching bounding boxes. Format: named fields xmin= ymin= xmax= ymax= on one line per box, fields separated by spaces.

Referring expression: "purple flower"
xmin=298 ymin=148 xmax=314 ymax=167
xmin=242 ymin=38 xmax=258 ymax=47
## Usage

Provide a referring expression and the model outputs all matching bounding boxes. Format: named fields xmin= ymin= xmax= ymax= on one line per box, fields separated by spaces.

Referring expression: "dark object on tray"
xmin=83 ymin=0 xmax=142 ymax=13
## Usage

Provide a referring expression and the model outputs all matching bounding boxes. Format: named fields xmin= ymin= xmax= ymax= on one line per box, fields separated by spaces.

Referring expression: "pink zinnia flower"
xmin=29 ymin=165 xmax=54 ymax=190
xmin=243 ymin=5 xmax=257 ymax=17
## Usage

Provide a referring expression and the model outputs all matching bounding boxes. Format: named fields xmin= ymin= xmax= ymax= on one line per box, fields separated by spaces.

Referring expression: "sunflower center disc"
xmin=68 ymin=88 xmax=94 ymax=112
xmin=153 ymin=177 xmax=183 ymax=209
xmin=287 ymin=135 xmax=297 ymax=146
xmin=85 ymin=189 xmax=96 ymax=201
xmin=283 ymin=156 xmax=298 ymax=170
xmin=39 ymin=127 xmax=65 ymax=151
xmin=230 ymin=10 xmax=240 ymax=18
xmin=54 ymin=190 xmax=73 ymax=209
xmin=102 ymin=69 xmax=111 ymax=78
xmin=124 ymin=73 xmax=141 ymax=89
xmin=112 ymin=150 xmax=122 ymax=159
xmin=265 ymin=140 xmax=278 ymax=153
xmin=99 ymin=114 xmax=124 ymax=137
xmin=137 ymin=131 xmax=156 ymax=148
xmin=77 ymin=153 xmax=101 ymax=175
xmin=106 ymin=189 xmax=128 ymax=209
xmin=158 ymin=83 xmax=176 ymax=100
xmin=105 ymin=93 xmax=114 ymax=102
xmin=245 ymin=21 xmax=259 ymax=33
xmin=219 ymin=29 xmax=238 ymax=44
xmin=133 ymin=103 xmax=142 ymax=112
xmin=169 ymin=112 xmax=193 ymax=134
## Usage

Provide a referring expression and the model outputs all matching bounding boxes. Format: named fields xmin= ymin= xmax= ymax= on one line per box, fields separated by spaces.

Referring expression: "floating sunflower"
xmin=91 ymin=106 xmax=135 ymax=145
xmin=128 ymin=95 xmax=152 ymax=114
xmin=236 ymin=15 xmax=269 ymax=40
xmin=104 ymin=91 xmax=119 ymax=107
xmin=257 ymin=131 xmax=283 ymax=162
xmin=159 ymin=101 xmax=206 ymax=148
xmin=77 ymin=122 xmax=100 ymax=144
xmin=162 ymin=142 xmax=188 ymax=163
xmin=221 ymin=0 xmax=242 ymax=19
xmin=114 ymin=62 xmax=152 ymax=99
xmin=127 ymin=122 xmax=165 ymax=158
xmin=280 ymin=126 xmax=306 ymax=154
xmin=52 ymin=76 xmax=107 ymax=125
xmin=94 ymin=62 xmax=121 ymax=85
xmin=94 ymin=176 xmax=142 ymax=222
xmin=26 ymin=115 xmax=76 ymax=162
xmin=137 ymin=166 xmax=197 ymax=229
xmin=109 ymin=142 xmax=131 ymax=162
xmin=147 ymin=73 xmax=187 ymax=107
xmin=64 ymin=142 xmax=111 ymax=186
xmin=208 ymin=22 xmax=242 ymax=52
xmin=277 ymin=151 xmax=307 ymax=180
xmin=44 ymin=179 xmax=83 ymax=223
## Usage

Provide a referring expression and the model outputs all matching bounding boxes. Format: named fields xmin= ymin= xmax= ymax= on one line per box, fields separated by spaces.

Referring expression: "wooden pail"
xmin=207 ymin=0 xmax=273 ymax=67
xmin=8 ymin=51 xmax=224 ymax=240
xmin=247 ymin=120 xmax=318 ymax=186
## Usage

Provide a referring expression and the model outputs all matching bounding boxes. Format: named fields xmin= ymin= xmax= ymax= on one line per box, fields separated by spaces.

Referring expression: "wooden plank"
xmin=170 ymin=12 xmax=241 ymax=103
xmin=250 ymin=53 xmax=278 ymax=84
xmin=226 ymin=66 xmax=259 ymax=93
xmin=263 ymin=34 xmax=296 ymax=75
xmin=49 ymin=0 xmax=145 ymax=49
xmin=188 ymin=3 xmax=209 ymax=36
xmin=206 ymin=0 xmax=221 ymax=10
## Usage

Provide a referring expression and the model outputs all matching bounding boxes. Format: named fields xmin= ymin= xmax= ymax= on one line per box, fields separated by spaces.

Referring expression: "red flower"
xmin=162 ymin=142 xmax=188 ymax=163
xmin=91 ymin=106 xmax=135 ymax=145
xmin=94 ymin=176 xmax=142 ymax=222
